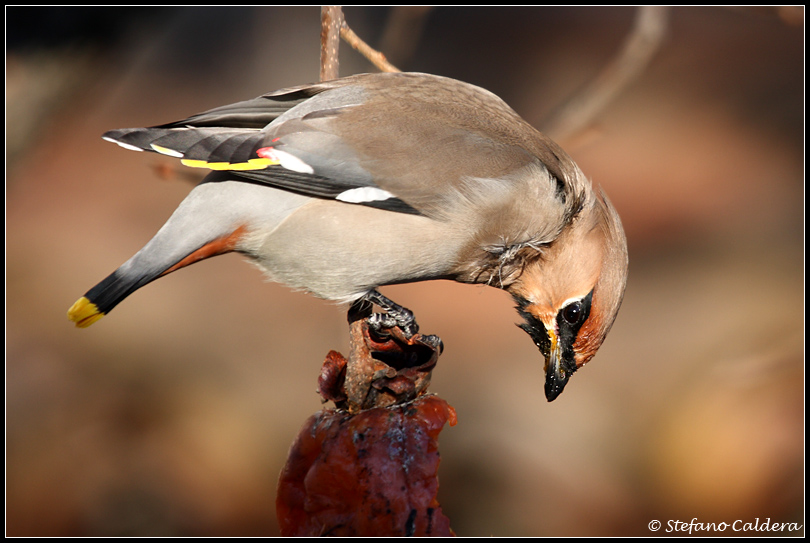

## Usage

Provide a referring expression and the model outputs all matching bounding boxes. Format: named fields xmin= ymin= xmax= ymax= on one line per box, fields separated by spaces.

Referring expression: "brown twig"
xmin=340 ymin=20 xmax=401 ymax=73
xmin=541 ymin=6 xmax=670 ymax=144
xmin=320 ymin=6 xmax=343 ymax=81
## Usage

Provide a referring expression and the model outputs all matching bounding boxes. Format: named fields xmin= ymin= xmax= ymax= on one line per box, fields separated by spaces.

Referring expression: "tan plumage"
xmin=68 ymin=72 xmax=628 ymax=401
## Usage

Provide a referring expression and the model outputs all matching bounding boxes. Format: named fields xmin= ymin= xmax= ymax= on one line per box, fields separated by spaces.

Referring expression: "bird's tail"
xmin=67 ymin=178 xmax=253 ymax=328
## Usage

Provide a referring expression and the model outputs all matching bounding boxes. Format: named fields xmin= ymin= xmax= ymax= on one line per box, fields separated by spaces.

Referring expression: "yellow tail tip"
xmin=67 ymin=297 xmax=104 ymax=328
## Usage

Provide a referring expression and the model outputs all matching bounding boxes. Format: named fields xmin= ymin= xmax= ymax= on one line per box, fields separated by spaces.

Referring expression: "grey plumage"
xmin=69 ymin=72 xmax=628 ymax=401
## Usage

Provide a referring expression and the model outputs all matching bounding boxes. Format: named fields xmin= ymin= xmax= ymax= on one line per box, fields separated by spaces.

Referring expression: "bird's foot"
xmin=359 ymin=290 xmax=419 ymax=338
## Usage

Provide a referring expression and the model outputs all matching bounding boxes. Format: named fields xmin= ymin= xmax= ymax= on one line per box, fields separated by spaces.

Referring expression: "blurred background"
xmin=6 ymin=6 xmax=804 ymax=536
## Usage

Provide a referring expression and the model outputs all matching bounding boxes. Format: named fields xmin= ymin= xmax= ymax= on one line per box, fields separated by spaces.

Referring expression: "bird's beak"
xmin=544 ymin=329 xmax=571 ymax=402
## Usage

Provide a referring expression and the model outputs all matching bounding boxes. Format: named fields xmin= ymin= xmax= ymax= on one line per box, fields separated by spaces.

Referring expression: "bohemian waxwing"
xmin=68 ymin=72 xmax=628 ymax=401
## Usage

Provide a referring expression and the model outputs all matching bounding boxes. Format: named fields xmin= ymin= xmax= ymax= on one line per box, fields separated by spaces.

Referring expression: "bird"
xmin=67 ymin=72 xmax=628 ymax=401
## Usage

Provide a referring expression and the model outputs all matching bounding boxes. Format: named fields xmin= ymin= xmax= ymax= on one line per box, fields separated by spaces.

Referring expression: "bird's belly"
xmin=249 ymin=199 xmax=458 ymax=302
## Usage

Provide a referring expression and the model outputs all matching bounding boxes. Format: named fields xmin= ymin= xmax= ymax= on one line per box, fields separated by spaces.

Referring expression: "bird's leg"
xmin=361 ymin=290 xmax=419 ymax=338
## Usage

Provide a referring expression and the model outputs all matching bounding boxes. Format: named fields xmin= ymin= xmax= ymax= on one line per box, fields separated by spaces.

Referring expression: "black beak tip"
xmin=544 ymin=372 xmax=570 ymax=402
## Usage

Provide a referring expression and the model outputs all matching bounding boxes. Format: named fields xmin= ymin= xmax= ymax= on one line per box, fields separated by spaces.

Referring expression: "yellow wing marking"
xmin=180 ymin=158 xmax=278 ymax=171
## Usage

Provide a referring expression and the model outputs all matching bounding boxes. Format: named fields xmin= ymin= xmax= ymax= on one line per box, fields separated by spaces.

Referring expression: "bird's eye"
xmin=561 ymin=302 xmax=582 ymax=325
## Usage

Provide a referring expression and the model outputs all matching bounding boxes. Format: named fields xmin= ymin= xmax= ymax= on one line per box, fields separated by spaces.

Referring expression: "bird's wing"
xmin=102 ymin=73 xmax=578 ymax=221
xmin=103 ymin=78 xmax=425 ymax=215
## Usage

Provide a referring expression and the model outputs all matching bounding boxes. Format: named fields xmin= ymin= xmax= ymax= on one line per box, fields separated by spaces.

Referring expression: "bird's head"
xmin=508 ymin=189 xmax=628 ymax=401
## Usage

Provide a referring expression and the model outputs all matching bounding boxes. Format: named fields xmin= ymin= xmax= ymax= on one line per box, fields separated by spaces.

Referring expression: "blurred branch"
xmin=378 ymin=6 xmax=433 ymax=69
xmin=774 ymin=5 xmax=804 ymax=26
xmin=320 ymin=6 xmax=343 ymax=81
xmin=542 ymin=6 xmax=670 ymax=144
xmin=340 ymin=19 xmax=401 ymax=73
xmin=725 ymin=6 xmax=804 ymax=26
xmin=151 ymin=162 xmax=205 ymax=185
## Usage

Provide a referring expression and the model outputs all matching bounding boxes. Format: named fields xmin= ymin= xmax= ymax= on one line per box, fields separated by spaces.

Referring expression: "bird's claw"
xmin=368 ymin=310 xmax=418 ymax=338
xmin=417 ymin=334 xmax=444 ymax=354
xmin=361 ymin=290 xmax=419 ymax=338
